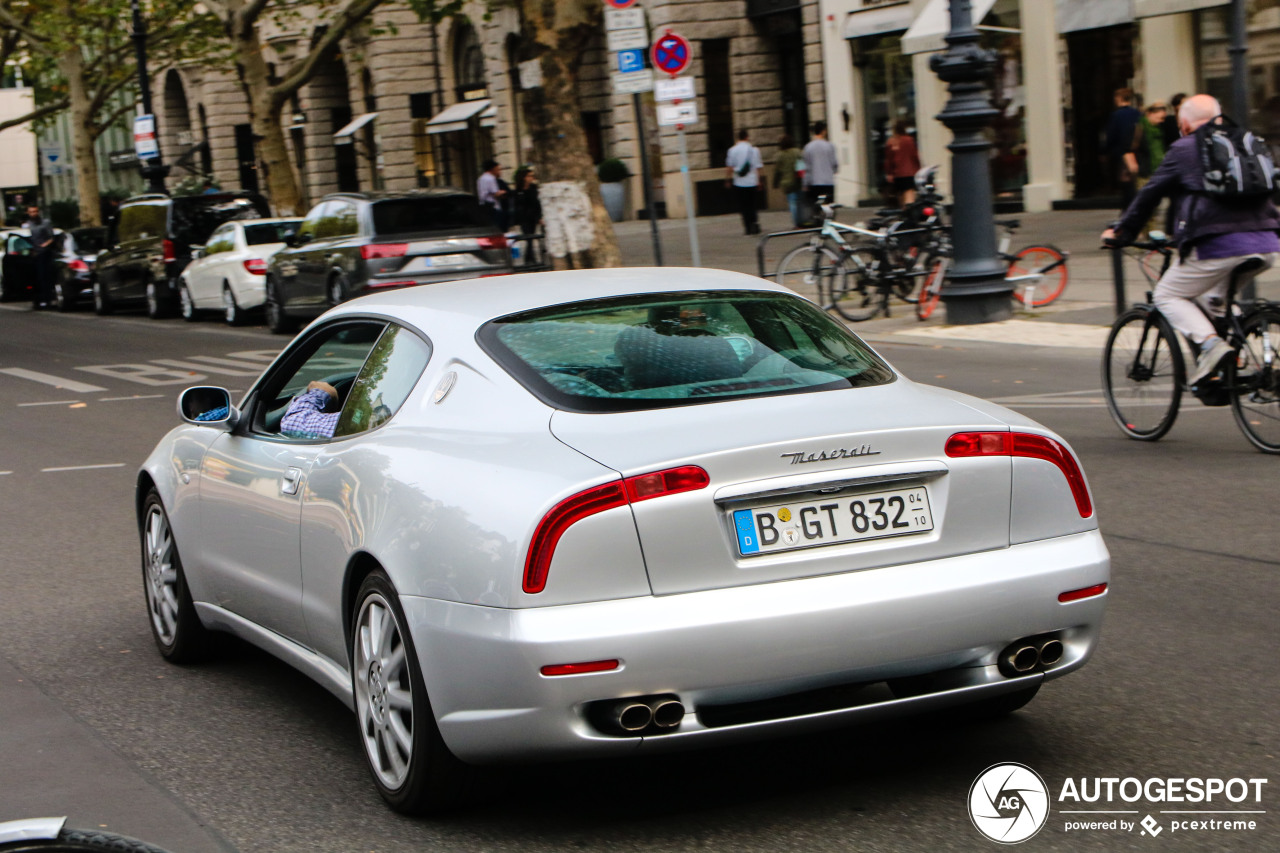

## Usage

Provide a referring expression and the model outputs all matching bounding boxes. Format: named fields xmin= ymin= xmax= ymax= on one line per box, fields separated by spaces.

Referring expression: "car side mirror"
xmin=190 ymin=244 xmax=205 ymax=259
xmin=282 ymin=230 xmax=297 ymax=247
xmin=178 ymin=386 xmax=239 ymax=430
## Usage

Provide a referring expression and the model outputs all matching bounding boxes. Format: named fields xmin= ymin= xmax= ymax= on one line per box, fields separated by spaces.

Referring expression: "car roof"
xmin=233 ymin=217 xmax=301 ymax=226
xmin=323 ymin=267 xmax=794 ymax=328
xmin=320 ymin=189 xmax=475 ymax=203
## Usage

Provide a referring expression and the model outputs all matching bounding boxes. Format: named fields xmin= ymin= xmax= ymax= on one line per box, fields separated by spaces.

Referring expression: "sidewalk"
xmin=612 ymin=205 xmax=1280 ymax=348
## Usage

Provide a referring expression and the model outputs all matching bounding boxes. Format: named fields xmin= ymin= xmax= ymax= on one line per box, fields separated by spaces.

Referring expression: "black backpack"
xmin=1194 ymin=115 xmax=1277 ymax=200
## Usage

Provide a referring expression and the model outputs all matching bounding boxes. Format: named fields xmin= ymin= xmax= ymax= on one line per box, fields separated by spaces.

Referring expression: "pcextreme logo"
xmin=969 ymin=764 xmax=1269 ymax=844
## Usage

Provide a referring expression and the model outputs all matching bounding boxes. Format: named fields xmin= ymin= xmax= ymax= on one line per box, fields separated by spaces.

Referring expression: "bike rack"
xmin=755 ymin=227 xmax=823 ymax=279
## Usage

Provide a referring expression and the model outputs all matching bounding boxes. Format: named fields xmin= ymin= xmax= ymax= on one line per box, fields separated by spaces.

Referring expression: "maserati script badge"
xmin=780 ymin=445 xmax=880 ymax=465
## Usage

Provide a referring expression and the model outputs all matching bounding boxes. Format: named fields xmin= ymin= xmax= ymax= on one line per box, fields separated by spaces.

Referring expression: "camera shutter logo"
xmin=969 ymin=763 xmax=1051 ymax=844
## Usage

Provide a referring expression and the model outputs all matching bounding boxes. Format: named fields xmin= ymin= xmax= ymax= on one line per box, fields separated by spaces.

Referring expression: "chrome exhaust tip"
xmin=649 ymin=697 xmax=685 ymax=729
xmin=1010 ymin=646 xmax=1039 ymax=673
xmin=1037 ymin=639 xmax=1064 ymax=667
xmin=611 ymin=701 xmax=653 ymax=733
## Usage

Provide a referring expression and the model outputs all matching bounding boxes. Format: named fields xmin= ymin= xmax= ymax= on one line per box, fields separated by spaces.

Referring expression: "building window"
xmin=454 ymin=21 xmax=488 ymax=102
xmin=581 ymin=111 xmax=603 ymax=164
xmin=702 ymin=40 xmax=734 ymax=163
xmin=234 ymin=124 xmax=258 ymax=192
xmin=411 ymin=92 xmax=439 ymax=187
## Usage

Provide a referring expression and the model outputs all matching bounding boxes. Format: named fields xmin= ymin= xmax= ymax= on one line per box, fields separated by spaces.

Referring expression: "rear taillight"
xmin=540 ymin=659 xmax=620 ymax=677
xmin=523 ymin=466 xmax=711 ymax=594
xmin=162 ymin=239 xmax=175 ymax=262
xmin=946 ymin=431 xmax=1093 ymax=518
xmin=366 ymin=279 xmax=416 ymax=288
xmin=242 ymin=258 xmax=268 ymax=275
xmin=1059 ymin=583 xmax=1107 ymax=603
xmin=476 ymin=235 xmax=508 ymax=250
xmin=68 ymin=259 xmax=89 ymax=272
xmin=922 ymin=206 xmax=936 ymax=217
xmin=360 ymin=243 xmax=408 ymax=260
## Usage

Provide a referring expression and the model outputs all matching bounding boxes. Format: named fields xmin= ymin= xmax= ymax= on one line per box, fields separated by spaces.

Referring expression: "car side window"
xmin=297 ymin=202 xmax=330 ymax=241
xmin=333 ymin=202 xmax=359 ymax=237
xmin=205 ymin=227 xmax=230 ymax=255
xmin=334 ymin=324 xmax=432 ymax=437
xmin=253 ymin=321 xmax=388 ymax=438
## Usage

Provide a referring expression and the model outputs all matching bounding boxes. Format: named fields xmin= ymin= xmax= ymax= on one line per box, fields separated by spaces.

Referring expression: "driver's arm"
xmin=280 ymin=384 xmax=340 ymax=438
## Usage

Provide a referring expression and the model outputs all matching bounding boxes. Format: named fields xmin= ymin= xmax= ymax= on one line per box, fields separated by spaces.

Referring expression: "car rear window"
xmin=172 ymin=196 xmax=268 ymax=245
xmin=117 ymin=202 xmax=167 ymax=243
xmin=244 ymin=221 xmax=300 ymax=246
xmin=371 ymin=196 xmax=493 ymax=236
xmin=69 ymin=228 xmax=107 ymax=253
xmin=479 ymin=290 xmax=895 ymax=412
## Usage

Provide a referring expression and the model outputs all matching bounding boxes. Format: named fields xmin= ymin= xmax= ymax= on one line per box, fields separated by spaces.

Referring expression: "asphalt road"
xmin=0 ymin=302 xmax=1276 ymax=853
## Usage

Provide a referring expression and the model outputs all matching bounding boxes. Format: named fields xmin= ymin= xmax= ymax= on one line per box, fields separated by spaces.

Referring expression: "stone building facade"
xmin=153 ymin=0 xmax=824 ymax=219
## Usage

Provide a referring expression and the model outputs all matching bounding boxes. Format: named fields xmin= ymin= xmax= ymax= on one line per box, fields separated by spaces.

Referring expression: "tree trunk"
xmin=59 ymin=44 xmax=102 ymax=227
xmin=518 ymin=1 xmax=621 ymax=269
xmin=227 ymin=17 xmax=303 ymax=215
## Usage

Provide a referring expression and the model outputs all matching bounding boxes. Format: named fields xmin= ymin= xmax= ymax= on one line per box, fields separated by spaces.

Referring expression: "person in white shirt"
xmin=725 ymin=129 xmax=764 ymax=235
xmin=476 ymin=159 xmax=506 ymax=228
xmin=802 ymin=121 xmax=839 ymax=208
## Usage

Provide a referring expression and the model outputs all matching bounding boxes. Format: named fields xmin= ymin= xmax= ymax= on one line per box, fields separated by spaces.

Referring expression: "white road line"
xmin=0 ymin=368 xmax=107 ymax=393
xmin=181 ymin=355 xmax=268 ymax=372
xmin=0 ymin=471 xmax=11 ymax=476
xmin=99 ymin=394 xmax=166 ymax=402
xmin=152 ymin=358 xmax=260 ymax=376
xmin=17 ymin=400 xmax=81 ymax=407
xmin=41 ymin=463 xmax=126 ymax=473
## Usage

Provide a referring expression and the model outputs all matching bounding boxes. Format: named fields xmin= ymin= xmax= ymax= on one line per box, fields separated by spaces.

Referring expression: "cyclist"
xmin=1101 ymin=94 xmax=1280 ymax=385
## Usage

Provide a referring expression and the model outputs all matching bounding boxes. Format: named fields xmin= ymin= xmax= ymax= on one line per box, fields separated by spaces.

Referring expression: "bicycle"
xmin=1101 ymin=235 xmax=1280 ymax=452
xmin=776 ymin=202 xmax=947 ymax=322
xmin=915 ymin=218 xmax=1068 ymax=320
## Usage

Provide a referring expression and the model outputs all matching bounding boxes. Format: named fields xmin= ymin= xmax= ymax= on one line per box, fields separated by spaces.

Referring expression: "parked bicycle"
xmin=915 ymin=218 xmax=1069 ymax=320
xmin=1101 ymin=234 xmax=1280 ymax=452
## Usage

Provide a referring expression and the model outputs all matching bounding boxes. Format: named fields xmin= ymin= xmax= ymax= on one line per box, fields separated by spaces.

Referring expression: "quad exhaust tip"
xmin=999 ymin=635 xmax=1065 ymax=677
xmin=594 ymin=694 xmax=685 ymax=736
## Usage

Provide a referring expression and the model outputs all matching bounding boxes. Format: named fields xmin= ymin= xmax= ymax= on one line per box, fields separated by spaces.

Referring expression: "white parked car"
xmin=178 ymin=218 xmax=302 ymax=325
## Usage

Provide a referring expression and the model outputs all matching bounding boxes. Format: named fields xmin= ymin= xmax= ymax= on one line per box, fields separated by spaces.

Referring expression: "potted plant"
xmin=596 ymin=158 xmax=631 ymax=222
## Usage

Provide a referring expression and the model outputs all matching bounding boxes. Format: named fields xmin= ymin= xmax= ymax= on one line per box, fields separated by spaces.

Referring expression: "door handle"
xmin=280 ymin=467 xmax=303 ymax=495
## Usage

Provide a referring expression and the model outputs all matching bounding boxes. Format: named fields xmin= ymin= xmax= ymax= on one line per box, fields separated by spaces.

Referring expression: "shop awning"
xmin=425 ymin=99 xmax=491 ymax=134
xmin=901 ymin=0 xmax=999 ymax=55
xmin=1133 ymin=0 xmax=1228 ymax=18
xmin=842 ymin=2 xmax=916 ymax=40
xmin=334 ymin=112 xmax=378 ymax=138
xmin=479 ymin=103 xmax=497 ymax=129
xmin=1055 ymin=0 xmax=1132 ymax=33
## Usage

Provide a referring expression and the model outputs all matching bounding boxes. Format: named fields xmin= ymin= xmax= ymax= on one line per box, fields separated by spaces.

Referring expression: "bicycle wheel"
xmin=1102 ymin=308 xmax=1184 ymax=441
xmin=916 ymin=256 xmax=947 ymax=320
xmin=1009 ymin=245 xmax=1069 ymax=307
xmin=830 ymin=247 xmax=883 ymax=322
xmin=892 ymin=244 xmax=923 ymax=304
xmin=1228 ymin=307 xmax=1280 ymax=453
xmin=776 ymin=244 xmax=844 ymax=306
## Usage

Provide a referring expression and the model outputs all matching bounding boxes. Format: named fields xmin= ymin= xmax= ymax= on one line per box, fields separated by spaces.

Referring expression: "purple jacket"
xmin=1115 ymin=135 xmax=1280 ymax=253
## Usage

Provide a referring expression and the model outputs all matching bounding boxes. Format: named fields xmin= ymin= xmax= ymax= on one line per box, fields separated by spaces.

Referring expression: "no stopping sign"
xmin=651 ymin=31 xmax=691 ymax=76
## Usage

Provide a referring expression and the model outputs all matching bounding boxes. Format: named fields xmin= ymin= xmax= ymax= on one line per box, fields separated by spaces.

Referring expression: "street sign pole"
xmin=633 ymin=92 xmax=663 ymax=266
xmin=676 ymin=124 xmax=700 ymax=267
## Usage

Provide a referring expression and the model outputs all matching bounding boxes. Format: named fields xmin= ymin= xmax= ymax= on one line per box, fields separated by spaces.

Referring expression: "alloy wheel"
xmin=353 ymin=592 xmax=415 ymax=790
xmin=143 ymin=505 xmax=181 ymax=646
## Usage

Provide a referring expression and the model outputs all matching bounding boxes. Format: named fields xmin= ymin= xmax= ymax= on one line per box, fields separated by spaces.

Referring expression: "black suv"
xmin=264 ymin=189 xmax=512 ymax=334
xmin=94 ymin=191 xmax=271 ymax=317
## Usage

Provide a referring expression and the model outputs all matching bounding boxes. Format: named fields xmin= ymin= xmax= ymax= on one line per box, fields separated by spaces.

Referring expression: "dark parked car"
xmin=265 ymin=189 xmax=512 ymax=334
xmin=0 ymin=227 xmax=64 ymax=304
xmin=52 ymin=226 xmax=108 ymax=312
xmin=94 ymin=191 xmax=270 ymax=318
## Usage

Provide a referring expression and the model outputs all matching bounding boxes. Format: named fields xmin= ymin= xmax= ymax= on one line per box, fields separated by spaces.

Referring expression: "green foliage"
xmin=597 ymin=158 xmax=631 ymax=183
xmin=172 ymin=175 xmax=220 ymax=198
xmin=48 ymin=199 xmax=80 ymax=229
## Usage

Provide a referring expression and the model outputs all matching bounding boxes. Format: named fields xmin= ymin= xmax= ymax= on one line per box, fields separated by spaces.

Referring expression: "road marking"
xmin=153 ymin=358 xmax=261 ymax=376
xmin=41 ymin=463 xmax=126 ymax=473
xmin=182 ymin=355 xmax=269 ymax=371
xmin=0 ymin=471 xmax=11 ymax=475
xmin=0 ymin=368 xmax=107 ymax=393
xmin=78 ymin=364 xmax=206 ymax=386
xmin=99 ymin=394 xmax=166 ymax=402
xmin=897 ymin=320 xmax=1110 ymax=349
xmin=17 ymin=400 xmax=81 ymax=407
xmin=227 ymin=349 xmax=280 ymax=363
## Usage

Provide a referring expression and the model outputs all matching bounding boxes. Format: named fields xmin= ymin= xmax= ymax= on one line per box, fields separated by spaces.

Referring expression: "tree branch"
xmin=91 ymin=99 xmax=140 ymax=139
xmin=270 ymin=0 xmax=385 ymax=104
xmin=0 ymin=97 xmax=70 ymax=133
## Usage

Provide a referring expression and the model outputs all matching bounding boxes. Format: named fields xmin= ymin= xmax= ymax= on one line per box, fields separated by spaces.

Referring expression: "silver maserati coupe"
xmin=138 ymin=267 xmax=1109 ymax=813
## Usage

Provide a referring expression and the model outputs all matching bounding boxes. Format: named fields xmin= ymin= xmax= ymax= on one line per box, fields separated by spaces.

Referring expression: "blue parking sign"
xmin=616 ymin=49 xmax=645 ymax=74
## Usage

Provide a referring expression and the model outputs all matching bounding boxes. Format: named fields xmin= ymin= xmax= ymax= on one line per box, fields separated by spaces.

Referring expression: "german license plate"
xmin=401 ymin=253 xmax=472 ymax=272
xmin=732 ymin=486 xmax=933 ymax=556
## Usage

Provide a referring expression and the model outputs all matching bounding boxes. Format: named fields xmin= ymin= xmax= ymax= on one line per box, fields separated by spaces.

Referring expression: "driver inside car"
xmin=281 ymin=380 xmax=341 ymax=439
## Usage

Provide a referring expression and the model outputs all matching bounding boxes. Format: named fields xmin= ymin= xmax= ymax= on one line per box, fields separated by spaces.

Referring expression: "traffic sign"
xmin=616 ymin=48 xmax=645 ymax=74
xmin=133 ymin=114 xmax=159 ymax=160
xmin=606 ymin=27 xmax=648 ymax=51
xmin=604 ymin=0 xmax=638 ymax=8
xmin=651 ymin=31 xmax=691 ymax=76
xmin=655 ymin=76 xmax=695 ymax=102
xmin=604 ymin=7 xmax=644 ymax=31
xmin=657 ymin=102 xmax=698 ymax=127
xmin=611 ymin=69 xmax=654 ymax=94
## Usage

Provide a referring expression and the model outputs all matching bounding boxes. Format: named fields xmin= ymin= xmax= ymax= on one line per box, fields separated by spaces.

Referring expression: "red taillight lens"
xmin=162 ymin=239 xmax=175 ymax=262
xmin=1059 ymin=583 xmax=1107 ymax=603
xmin=540 ymin=659 xmax=620 ymax=677
xmin=367 ymin=279 xmax=417 ymax=288
xmin=68 ymin=259 xmax=89 ymax=272
xmin=946 ymin=431 xmax=1093 ymax=518
xmin=242 ymin=258 xmax=267 ymax=275
xmin=476 ymin=235 xmax=508 ymax=249
xmin=360 ymin=243 xmax=408 ymax=260
xmin=922 ymin=206 xmax=936 ymax=216
xmin=523 ymin=466 xmax=710 ymax=594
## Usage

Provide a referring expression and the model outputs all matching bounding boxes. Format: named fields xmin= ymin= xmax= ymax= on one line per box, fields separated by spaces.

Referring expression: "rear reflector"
xmin=524 ymin=466 xmax=710 ymax=594
xmin=367 ymin=280 xmax=417 ymax=289
xmin=1059 ymin=583 xmax=1107 ymax=603
xmin=242 ymin=258 xmax=268 ymax=275
xmin=946 ymin=431 xmax=1093 ymax=518
xmin=361 ymin=243 xmax=408 ymax=260
xmin=476 ymin=234 xmax=508 ymax=249
xmin=540 ymin=659 xmax=620 ymax=677
xmin=162 ymin=238 xmax=175 ymax=263
xmin=68 ymin=258 xmax=89 ymax=272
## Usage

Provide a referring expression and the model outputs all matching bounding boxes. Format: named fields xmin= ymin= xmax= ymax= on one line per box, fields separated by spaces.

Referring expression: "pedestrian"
xmin=773 ymin=135 xmax=805 ymax=227
xmin=1101 ymin=94 xmax=1280 ymax=385
xmin=1161 ymin=93 xmax=1186 ymax=150
xmin=25 ymin=205 xmax=56 ymax=310
xmin=802 ymin=121 xmax=838 ymax=210
xmin=725 ymin=129 xmax=763 ymax=236
xmin=1104 ymin=87 xmax=1142 ymax=208
xmin=883 ymin=119 xmax=922 ymax=207
xmin=512 ymin=164 xmax=542 ymax=235
xmin=1135 ymin=101 xmax=1169 ymax=237
xmin=476 ymin=159 xmax=507 ymax=229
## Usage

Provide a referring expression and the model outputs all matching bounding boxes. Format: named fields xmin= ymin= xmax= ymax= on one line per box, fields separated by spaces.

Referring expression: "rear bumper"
xmin=403 ymin=529 xmax=1109 ymax=763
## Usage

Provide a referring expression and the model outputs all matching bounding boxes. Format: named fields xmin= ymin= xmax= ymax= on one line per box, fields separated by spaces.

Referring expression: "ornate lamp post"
xmin=930 ymin=0 xmax=1010 ymax=324
xmin=131 ymin=0 xmax=169 ymax=194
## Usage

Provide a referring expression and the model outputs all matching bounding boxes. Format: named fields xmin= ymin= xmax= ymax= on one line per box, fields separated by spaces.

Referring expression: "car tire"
xmin=54 ymin=278 xmax=75 ymax=312
xmin=141 ymin=489 xmax=213 ymax=663
xmin=351 ymin=570 xmax=476 ymax=814
xmin=265 ymin=276 xmax=296 ymax=335
xmin=329 ymin=274 xmax=350 ymax=307
xmin=0 ymin=825 xmax=178 ymax=853
xmin=222 ymin=282 xmax=245 ymax=326
xmin=145 ymin=279 xmax=173 ymax=319
xmin=92 ymin=278 xmax=113 ymax=315
xmin=0 ymin=273 xmax=14 ymax=302
xmin=179 ymin=280 xmax=199 ymax=322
